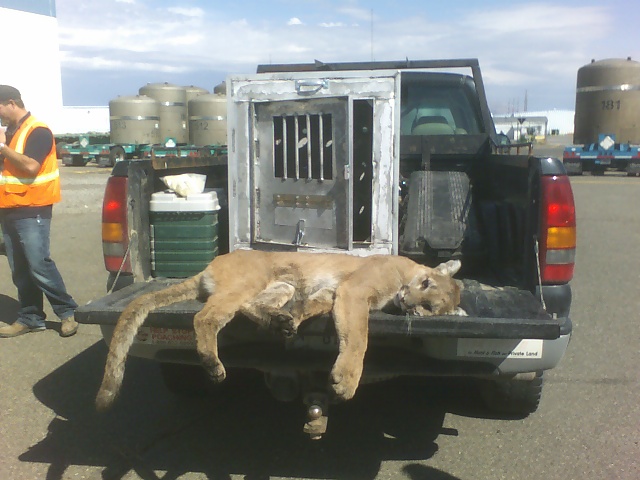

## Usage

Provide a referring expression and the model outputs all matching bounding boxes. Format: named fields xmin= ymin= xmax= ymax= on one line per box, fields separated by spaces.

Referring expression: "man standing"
xmin=0 ymin=85 xmax=78 ymax=338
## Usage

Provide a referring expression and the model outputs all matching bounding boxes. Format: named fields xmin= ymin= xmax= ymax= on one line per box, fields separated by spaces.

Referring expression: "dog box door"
xmin=252 ymin=98 xmax=351 ymax=249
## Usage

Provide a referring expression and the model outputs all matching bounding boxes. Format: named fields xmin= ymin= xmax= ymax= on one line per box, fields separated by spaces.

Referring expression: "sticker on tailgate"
xmin=135 ymin=327 xmax=196 ymax=347
xmin=457 ymin=339 xmax=543 ymax=359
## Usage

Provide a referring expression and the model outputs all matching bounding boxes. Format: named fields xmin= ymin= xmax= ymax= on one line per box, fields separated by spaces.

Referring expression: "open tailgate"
xmin=75 ymin=279 xmax=568 ymax=340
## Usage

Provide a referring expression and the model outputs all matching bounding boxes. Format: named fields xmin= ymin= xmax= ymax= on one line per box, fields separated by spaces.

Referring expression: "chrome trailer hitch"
xmin=303 ymin=392 xmax=329 ymax=440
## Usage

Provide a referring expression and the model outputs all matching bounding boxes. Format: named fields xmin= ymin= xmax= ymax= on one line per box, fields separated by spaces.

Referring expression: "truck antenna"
xmin=370 ymin=9 xmax=374 ymax=61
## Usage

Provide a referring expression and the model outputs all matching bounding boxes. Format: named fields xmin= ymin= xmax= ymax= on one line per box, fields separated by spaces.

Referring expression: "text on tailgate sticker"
xmin=457 ymin=339 xmax=543 ymax=359
xmin=135 ymin=327 xmax=196 ymax=347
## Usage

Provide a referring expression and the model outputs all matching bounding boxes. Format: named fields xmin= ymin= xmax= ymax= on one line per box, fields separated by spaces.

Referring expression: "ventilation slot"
xmin=273 ymin=114 xmax=333 ymax=180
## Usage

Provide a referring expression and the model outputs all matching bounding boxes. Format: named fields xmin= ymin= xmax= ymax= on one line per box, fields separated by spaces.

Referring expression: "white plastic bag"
xmin=160 ymin=173 xmax=206 ymax=197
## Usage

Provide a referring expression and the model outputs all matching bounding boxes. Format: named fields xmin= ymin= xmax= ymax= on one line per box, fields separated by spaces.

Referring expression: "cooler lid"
xmin=150 ymin=189 xmax=221 ymax=212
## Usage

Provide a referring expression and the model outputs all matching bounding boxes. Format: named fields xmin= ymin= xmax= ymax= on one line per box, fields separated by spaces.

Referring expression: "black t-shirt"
xmin=1 ymin=113 xmax=55 ymax=220
xmin=21 ymin=127 xmax=54 ymax=164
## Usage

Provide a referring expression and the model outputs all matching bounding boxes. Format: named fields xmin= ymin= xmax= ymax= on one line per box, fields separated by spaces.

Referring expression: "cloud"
xmin=464 ymin=4 xmax=606 ymax=36
xmin=167 ymin=7 xmax=205 ymax=18
xmin=337 ymin=6 xmax=373 ymax=22
xmin=319 ymin=22 xmax=348 ymax=28
xmin=60 ymin=51 xmax=189 ymax=74
xmin=54 ymin=0 xmax=640 ymax=111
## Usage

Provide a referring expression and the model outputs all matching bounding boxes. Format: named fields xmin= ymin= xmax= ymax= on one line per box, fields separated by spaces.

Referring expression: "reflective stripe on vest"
xmin=0 ymin=169 xmax=60 ymax=185
xmin=0 ymin=115 xmax=61 ymax=208
xmin=12 ymin=119 xmax=34 ymax=154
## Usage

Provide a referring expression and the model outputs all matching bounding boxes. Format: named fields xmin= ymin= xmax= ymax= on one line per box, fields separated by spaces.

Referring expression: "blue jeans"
xmin=1 ymin=214 xmax=78 ymax=328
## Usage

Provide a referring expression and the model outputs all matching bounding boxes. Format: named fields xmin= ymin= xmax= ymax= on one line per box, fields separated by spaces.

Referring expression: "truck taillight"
xmin=539 ymin=175 xmax=576 ymax=283
xmin=102 ymin=176 xmax=131 ymax=273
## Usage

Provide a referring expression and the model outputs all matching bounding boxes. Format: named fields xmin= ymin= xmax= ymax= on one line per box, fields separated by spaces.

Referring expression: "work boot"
xmin=0 ymin=322 xmax=46 ymax=338
xmin=60 ymin=317 xmax=79 ymax=337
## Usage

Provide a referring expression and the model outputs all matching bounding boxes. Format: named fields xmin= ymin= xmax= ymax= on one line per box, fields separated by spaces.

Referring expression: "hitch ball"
xmin=308 ymin=404 xmax=323 ymax=420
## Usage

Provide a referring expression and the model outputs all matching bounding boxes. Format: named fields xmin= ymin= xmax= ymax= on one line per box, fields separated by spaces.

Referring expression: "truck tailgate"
xmin=76 ymin=279 xmax=568 ymax=340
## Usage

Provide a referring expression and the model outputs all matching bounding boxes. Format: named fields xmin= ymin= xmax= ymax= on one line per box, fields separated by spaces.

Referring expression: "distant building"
xmin=493 ymin=115 xmax=548 ymax=141
xmin=493 ymin=110 xmax=575 ymax=141
xmin=0 ymin=0 xmax=109 ymax=134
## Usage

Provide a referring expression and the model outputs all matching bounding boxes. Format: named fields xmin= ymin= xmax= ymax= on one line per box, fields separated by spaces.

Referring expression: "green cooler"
xmin=150 ymin=189 xmax=221 ymax=278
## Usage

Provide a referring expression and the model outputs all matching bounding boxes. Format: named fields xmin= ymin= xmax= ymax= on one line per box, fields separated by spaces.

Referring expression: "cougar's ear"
xmin=435 ymin=259 xmax=461 ymax=276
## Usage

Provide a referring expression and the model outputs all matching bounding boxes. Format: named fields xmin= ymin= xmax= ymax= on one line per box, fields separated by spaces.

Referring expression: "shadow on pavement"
xmin=0 ymin=294 xmax=19 ymax=324
xmin=0 ymin=294 xmax=65 ymax=334
xmin=24 ymin=342 xmax=474 ymax=479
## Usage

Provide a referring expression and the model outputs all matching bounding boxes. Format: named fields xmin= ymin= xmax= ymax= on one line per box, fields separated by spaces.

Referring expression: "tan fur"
xmin=96 ymin=250 xmax=462 ymax=411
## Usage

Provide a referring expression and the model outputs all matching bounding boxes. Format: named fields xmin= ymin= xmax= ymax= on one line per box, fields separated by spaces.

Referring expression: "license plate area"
xmin=135 ymin=326 xmax=196 ymax=347
xmin=286 ymin=331 xmax=339 ymax=351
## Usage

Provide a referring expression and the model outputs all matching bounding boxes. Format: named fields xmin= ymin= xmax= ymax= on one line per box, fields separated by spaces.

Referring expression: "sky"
xmin=55 ymin=0 xmax=640 ymax=114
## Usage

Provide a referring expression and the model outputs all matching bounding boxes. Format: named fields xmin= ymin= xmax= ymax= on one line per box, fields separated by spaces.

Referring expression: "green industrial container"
xmin=150 ymin=189 xmax=221 ymax=277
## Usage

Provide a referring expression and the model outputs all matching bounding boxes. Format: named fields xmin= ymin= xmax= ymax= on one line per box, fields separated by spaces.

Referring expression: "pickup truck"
xmin=75 ymin=59 xmax=575 ymax=438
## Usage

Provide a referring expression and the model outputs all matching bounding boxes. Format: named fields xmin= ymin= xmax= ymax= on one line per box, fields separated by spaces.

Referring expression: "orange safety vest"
xmin=0 ymin=115 xmax=60 ymax=208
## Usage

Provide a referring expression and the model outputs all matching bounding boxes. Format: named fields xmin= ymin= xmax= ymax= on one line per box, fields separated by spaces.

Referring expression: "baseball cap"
xmin=0 ymin=85 xmax=21 ymax=103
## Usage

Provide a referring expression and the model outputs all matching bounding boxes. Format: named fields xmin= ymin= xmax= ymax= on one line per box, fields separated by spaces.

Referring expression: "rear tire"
xmin=563 ymin=161 xmax=583 ymax=176
xmin=479 ymin=372 xmax=544 ymax=416
xmin=198 ymin=146 xmax=212 ymax=158
xmin=67 ymin=154 xmax=86 ymax=166
xmin=108 ymin=146 xmax=126 ymax=167
xmin=56 ymin=142 xmax=68 ymax=160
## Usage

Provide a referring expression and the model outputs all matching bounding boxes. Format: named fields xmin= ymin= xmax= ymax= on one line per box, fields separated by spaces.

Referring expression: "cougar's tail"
xmin=96 ymin=273 xmax=206 ymax=411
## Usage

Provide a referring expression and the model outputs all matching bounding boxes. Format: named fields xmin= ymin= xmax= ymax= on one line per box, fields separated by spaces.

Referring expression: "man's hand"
xmin=0 ymin=143 xmax=41 ymax=176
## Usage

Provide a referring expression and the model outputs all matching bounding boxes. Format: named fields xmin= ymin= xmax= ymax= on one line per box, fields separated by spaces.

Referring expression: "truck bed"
xmin=76 ymin=279 xmax=567 ymax=340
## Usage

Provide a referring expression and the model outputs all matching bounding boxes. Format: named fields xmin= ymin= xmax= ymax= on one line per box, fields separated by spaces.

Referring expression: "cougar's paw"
xmin=270 ymin=313 xmax=297 ymax=338
xmin=329 ymin=368 xmax=358 ymax=402
xmin=200 ymin=355 xmax=226 ymax=383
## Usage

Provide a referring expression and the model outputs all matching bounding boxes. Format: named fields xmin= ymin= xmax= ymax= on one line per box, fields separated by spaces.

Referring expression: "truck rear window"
xmin=400 ymin=74 xmax=484 ymax=136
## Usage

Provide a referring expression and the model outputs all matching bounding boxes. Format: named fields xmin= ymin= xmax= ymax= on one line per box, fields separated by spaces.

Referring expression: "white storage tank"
xmin=574 ymin=57 xmax=640 ymax=144
xmin=109 ymin=95 xmax=161 ymax=145
xmin=184 ymin=85 xmax=209 ymax=139
xmin=139 ymin=82 xmax=188 ymax=144
xmin=188 ymin=92 xmax=227 ymax=146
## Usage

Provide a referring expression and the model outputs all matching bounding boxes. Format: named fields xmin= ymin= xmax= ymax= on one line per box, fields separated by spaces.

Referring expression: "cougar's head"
xmin=395 ymin=260 xmax=465 ymax=316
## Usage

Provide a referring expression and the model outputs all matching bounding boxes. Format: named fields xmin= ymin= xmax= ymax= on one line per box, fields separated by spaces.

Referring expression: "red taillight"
xmin=102 ymin=176 xmax=131 ymax=273
xmin=539 ymin=175 xmax=576 ymax=284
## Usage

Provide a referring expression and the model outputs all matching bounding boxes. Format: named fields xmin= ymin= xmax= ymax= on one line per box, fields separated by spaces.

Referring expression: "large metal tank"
xmin=213 ymin=81 xmax=226 ymax=95
xmin=109 ymin=95 xmax=161 ymax=145
xmin=139 ymin=82 xmax=188 ymax=144
xmin=574 ymin=57 xmax=640 ymax=144
xmin=184 ymin=85 xmax=209 ymax=139
xmin=184 ymin=85 xmax=209 ymax=104
xmin=188 ymin=92 xmax=227 ymax=146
